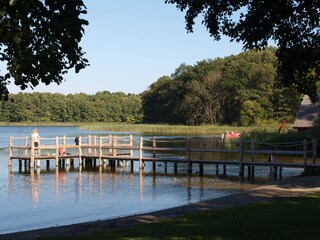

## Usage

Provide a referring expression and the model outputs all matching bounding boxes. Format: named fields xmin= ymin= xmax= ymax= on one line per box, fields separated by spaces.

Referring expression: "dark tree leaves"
xmin=165 ymin=0 xmax=320 ymax=102
xmin=0 ymin=0 xmax=89 ymax=100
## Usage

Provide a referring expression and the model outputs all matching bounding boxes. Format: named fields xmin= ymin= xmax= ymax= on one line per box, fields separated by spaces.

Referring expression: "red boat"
xmin=224 ymin=132 xmax=241 ymax=139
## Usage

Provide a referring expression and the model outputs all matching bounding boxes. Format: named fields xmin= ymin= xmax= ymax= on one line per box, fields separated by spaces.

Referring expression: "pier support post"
xmin=174 ymin=162 xmax=177 ymax=174
xmin=130 ymin=161 xmax=134 ymax=173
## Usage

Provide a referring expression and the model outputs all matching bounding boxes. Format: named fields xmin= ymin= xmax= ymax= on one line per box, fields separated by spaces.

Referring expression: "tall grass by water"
xmin=80 ymin=122 xmax=316 ymax=143
xmin=79 ymin=122 xmax=286 ymax=135
xmin=1 ymin=121 xmax=316 ymax=143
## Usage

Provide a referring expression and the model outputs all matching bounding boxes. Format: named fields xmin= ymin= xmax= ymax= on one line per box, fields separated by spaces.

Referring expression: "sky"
xmin=7 ymin=0 xmax=244 ymax=95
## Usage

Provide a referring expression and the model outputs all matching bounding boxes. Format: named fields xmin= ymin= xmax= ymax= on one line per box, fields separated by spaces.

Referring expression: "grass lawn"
xmin=43 ymin=192 xmax=320 ymax=240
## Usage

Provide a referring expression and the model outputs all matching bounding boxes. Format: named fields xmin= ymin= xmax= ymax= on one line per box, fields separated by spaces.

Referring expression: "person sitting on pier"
xmin=59 ymin=147 xmax=66 ymax=156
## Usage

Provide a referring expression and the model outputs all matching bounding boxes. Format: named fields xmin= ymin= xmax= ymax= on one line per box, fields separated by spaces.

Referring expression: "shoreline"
xmin=1 ymin=175 xmax=320 ymax=240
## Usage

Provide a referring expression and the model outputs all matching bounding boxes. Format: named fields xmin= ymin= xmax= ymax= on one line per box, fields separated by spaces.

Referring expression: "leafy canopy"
xmin=0 ymin=0 xmax=89 ymax=100
xmin=165 ymin=0 xmax=320 ymax=101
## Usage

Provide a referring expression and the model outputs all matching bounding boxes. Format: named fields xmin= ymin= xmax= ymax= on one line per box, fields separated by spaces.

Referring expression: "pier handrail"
xmin=8 ymin=135 xmax=318 ymax=174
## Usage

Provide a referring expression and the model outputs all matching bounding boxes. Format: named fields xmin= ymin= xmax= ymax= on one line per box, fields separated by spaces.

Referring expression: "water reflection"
xmin=140 ymin=169 xmax=144 ymax=201
xmin=3 ymin=160 xmax=290 ymax=234
xmin=12 ymin=163 xmax=254 ymax=207
xmin=3 ymin=148 xmax=306 ymax=233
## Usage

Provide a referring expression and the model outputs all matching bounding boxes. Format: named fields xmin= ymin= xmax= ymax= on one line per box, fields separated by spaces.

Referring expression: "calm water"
xmin=0 ymin=126 xmax=303 ymax=234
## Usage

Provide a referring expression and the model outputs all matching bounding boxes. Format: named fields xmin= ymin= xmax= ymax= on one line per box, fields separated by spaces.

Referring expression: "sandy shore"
xmin=1 ymin=175 xmax=320 ymax=240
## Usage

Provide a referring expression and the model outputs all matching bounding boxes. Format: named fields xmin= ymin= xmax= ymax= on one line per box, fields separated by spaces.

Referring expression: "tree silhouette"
xmin=165 ymin=0 xmax=320 ymax=101
xmin=0 ymin=0 xmax=88 ymax=100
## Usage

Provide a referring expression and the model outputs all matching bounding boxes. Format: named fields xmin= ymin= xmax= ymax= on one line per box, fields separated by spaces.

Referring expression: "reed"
xmin=79 ymin=122 xmax=284 ymax=135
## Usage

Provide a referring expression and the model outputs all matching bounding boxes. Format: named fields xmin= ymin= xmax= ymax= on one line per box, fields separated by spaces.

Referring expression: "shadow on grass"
xmin=43 ymin=193 xmax=320 ymax=240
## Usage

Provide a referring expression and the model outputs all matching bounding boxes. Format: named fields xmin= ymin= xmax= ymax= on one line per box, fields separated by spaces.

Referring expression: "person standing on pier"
xmin=31 ymin=128 xmax=40 ymax=155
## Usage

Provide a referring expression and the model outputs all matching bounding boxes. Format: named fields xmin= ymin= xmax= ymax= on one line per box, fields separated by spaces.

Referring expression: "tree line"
xmin=0 ymin=91 xmax=142 ymax=123
xmin=0 ymin=48 xmax=302 ymax=126
xmin=142 ymin=48 xmax=302 ymax=126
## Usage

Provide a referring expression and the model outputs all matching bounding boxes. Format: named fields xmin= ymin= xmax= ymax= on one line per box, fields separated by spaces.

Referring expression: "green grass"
xmin=42 ymin=193 xmax=320 ymax=240
xmin=2 ymin=121 xmax=313 ymax=143
xmin=0 ymin=121 xmax=292 ymax=135
xmin=79 ymin=122 xmax=286 ymax=136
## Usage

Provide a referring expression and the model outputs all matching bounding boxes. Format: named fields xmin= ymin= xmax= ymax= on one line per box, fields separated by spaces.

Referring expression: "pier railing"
xmin=8 ymin=135 xmax=319 ymax=176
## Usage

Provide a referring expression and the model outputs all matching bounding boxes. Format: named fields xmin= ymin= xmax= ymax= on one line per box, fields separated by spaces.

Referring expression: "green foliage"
xmin=165 ymin=0 xmax=320 ymax=101
xmin=239 ymin=100 xmax=264 ymax=126
xmin=0 ymin=91 xmax=142 ymax=123
xmin=142 ymin=48 xmax=301 ymax=126
xmin=0 ymin=0 xmax=89 ymax=100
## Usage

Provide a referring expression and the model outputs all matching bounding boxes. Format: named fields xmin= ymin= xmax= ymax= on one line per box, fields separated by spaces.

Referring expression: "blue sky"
xmin=8 ymin=0 xmax=244 ymax=95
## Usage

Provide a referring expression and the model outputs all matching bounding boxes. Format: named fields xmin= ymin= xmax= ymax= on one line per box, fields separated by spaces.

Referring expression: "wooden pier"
xmin=8 ymin=135 xmax=320 ymax=177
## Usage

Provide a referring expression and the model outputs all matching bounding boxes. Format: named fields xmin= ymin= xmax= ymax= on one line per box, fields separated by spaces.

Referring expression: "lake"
xmin=0 ymin=126 xmax=303 ymax=234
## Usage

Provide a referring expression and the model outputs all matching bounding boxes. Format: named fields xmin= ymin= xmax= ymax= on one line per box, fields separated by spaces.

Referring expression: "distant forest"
xmin=0 ymin=91 xmax=142 ymax=123
xmin=0 ymin=48 xmax=302 ymax=126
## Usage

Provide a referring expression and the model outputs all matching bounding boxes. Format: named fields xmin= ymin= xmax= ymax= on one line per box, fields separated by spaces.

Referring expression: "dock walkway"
xmin=8 ymin=135 xmax=320 ymax=177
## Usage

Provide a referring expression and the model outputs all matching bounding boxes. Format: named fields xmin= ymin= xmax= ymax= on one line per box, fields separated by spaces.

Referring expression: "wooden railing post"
xmin=108 ymin=135 xmax=112 ymax=154
xmin=78 ymin=136 xmax=82 ymax=165
xmin=30 ymin=137 xmax=35 ymax=168
xmin=55 ymin=136 xmax=59 ymax=167
xmin=251 ymin=138 xmax=255 ymax=162
xmin=88 ymin=135 xmax=92 ymax=154
xmin=303 ymin=139 xmax=307 ymax=171
xmin=152 ymin=137 xmax=156 ymax=171
xmin=38 ymin=137 xmax=41 ymax=156
xmin=199 ymin=138 xmax=204 ymax=175
xmin=94 ymin=136 xmax=97 ymax=155
xmin=63 ymin=135 xmax=66 ymax=153
xmin=8 ymin=136 xmax=13 ymax=166
xmin=99 ymin=136 xmax=102 ymax=166
xmin=313 ymin=138 xmax=317 ymax=165
xmin=248 ymin=138 xmax=255 ymax=178
xmin=139 ymin=137 xmax=143 ymax=169
xmin=24 ymin=136 xmax=28 ymax=156
xmin=113 ymin=135 xmax=117 ymax=157
xmin=130 ymin=135 xmax=133 ymax=157
xmin=187 ymin=137 xmax=192 ymax=174
xmin=239 ymin=138 xmax=244 ymax=176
